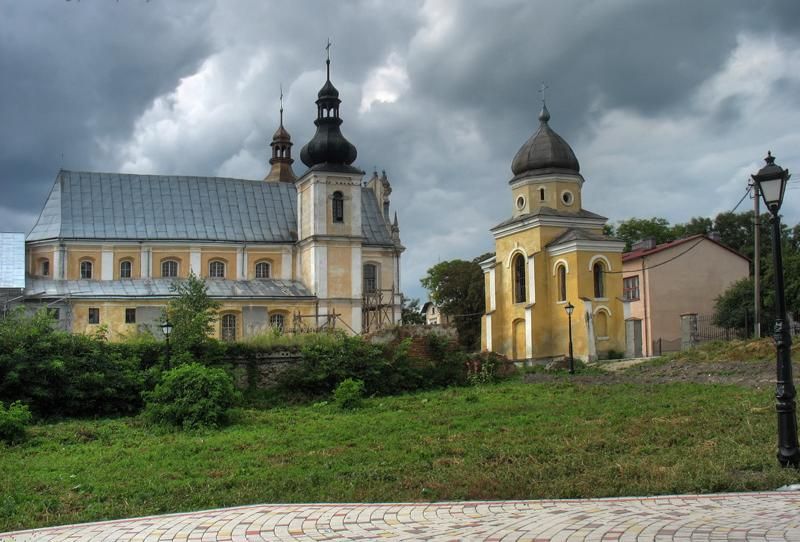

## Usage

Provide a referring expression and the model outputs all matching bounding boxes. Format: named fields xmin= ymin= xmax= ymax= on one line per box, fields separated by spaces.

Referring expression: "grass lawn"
xmin=2 ymin=378 xmax=799 ymax=531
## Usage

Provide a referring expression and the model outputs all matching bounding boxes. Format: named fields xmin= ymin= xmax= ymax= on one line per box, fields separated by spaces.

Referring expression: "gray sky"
xmin=2 ymin=0 xmax=800 ymax=301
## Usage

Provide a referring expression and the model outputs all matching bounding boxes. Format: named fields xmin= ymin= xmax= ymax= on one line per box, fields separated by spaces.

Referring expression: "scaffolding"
xmin=362 ymin=286 xmax=397 ymax=334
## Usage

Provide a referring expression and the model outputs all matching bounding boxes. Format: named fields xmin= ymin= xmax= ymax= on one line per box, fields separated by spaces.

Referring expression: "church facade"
xmin=481 ymin=104 xmax=625 ymax=361
xmin=22 ymin=57 xmax=404 ymax=340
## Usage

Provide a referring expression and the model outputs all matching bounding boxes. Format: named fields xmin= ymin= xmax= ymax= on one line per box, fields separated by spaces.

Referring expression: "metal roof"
xmin=0 ymin=233 xmax=26 ymax=289
xmin=25 ymin=278 xmax=314 ymax=299
xmin=492 ymin=206 xmax=607 ymax=230
xmin=27 ymin=170 xmax=395 ymax=246
xmin=545 ymin=228 xmax=616 ymax=247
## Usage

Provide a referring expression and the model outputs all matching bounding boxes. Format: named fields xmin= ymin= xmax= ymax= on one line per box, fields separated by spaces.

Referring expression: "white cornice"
xmin=491 ymin=215 xmax=606 ymax=239
xmin=510 ymin=173 xmax=584 ymax=189
xmin=546 ymin=239 xmax=625 ymax=257
xmin=479 ymin=256 xmax=497 ymax=272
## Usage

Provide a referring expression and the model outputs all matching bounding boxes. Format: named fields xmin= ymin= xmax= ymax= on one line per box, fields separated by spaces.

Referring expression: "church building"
xmin=481 ymin=102 xmax=625 ymax=361
xmin=20 ymin=56 xmax=404 ymax=340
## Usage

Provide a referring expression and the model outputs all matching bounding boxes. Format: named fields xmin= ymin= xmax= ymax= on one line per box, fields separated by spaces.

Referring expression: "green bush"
xmin=333 ymin=378 xmax=365 ymax=410
xmin=0 ymin=401 xmax=32 ymax=445
xmin=0 ymin=309 xmax=145 ymax=418
xmin=143 ymin=363 xmax=240 ymax=430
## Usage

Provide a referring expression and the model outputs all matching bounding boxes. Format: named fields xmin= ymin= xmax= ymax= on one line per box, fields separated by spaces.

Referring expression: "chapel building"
xmin=481 ymin=103 xmax=625 ymax=361
xmin=21 ymin=57 xmax=404 ymax=339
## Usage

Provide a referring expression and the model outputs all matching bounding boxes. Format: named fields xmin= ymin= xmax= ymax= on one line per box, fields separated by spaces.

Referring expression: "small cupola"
xmin=299 ymin=49 xmax=358 ymax=170
xmin=265 ymin=91 xmax=297 ymax=182
xmin=511 ymin=104 xmax=580 ymax=179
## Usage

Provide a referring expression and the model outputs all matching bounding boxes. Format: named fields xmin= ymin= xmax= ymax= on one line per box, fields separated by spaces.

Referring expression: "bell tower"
xmin=265 ymin=90 xmax=297 ymax=183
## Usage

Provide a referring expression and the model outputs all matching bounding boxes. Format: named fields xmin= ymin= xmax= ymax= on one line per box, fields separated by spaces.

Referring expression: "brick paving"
xmin=2 ymin=492 xmax=799 ymax=541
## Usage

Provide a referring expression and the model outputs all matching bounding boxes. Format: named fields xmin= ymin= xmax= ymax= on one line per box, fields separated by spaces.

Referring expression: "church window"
xmin=515 ymin=196 xmax=525 ymax=210
xmin=88 ymin=307 xmax=100 ymax=324
xmin=255 ymin=261 xmax=271 ymax=279
xmin=120 ymin=260 xmax=132 ymax=278
xmin=209 ymin=260 xmax=226 ymax=278
xmin=270 ymin=313 xmax=285 ymax=331
xmin=80 ymin=260 xmax=93 ymax=279
xmin=593 ymin=261 xmax=605 ymax=298
xmin=562 ymin=190 xmax=574 ymax=206
xmin=363 ymin=264 xmax=377 ymax=294
xmin=221 ymin=314 xmax=237 ymax=341
xmin=623 ymin=276 xmax=640 ymax=301
xmin=332 ymin=191 xmax=344 ymax=223
xmin=513 ymin=253 xmax=526 ymax=303
xmin=41 ymin=260 xmax=50 ymax=276
xmin=539 ymin=188 xmax=545 ymax=201
xmin=125 ymin=308 xmax=136 ymax=324
xmin=161 ymin=260 xmax=178 ymax=278
xmin=557 ymin=264 xmax=567 ymax=302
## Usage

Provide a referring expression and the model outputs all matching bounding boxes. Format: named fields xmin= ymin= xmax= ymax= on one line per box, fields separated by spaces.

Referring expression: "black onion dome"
xmin=511 ymin=105 xmax=580 ymax=177
xmin=300 ymin=60 xmax=358 ymax=168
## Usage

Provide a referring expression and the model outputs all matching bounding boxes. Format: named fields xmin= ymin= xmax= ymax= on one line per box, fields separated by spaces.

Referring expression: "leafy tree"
xmin=420 ymin=257 xmax=484 ymax=351
xmin=400 ymin=297 xmax=425 ymax=325
xmin=672 ymin=216 xmax=713 ymax=239
xmin=165 ymin=272 xmax=221 ymax=360
xmin=713 ymin=277 xmax=758 ymax=329
xmin=614 ymin=217 xmax=676 ymax=251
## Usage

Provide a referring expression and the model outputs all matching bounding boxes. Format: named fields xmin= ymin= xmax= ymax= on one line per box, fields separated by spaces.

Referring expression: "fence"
xmin=651 ymin=337 xmax=682 ymax=356
xmin=680 ymin=313 xmax=752 ymax=351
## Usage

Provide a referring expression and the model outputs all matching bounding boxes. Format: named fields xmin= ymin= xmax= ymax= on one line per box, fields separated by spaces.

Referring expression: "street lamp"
xmin=161 ymin=320 xmax=173 ymax=369
xmin=565 ymin=302 xmax=575 ymax=375
xmin=751 ymin=151 xmax=800 ymax=468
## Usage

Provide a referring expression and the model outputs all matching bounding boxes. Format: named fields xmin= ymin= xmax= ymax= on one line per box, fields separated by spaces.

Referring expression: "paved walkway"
xmin=2 ymin=492 xmax=799 ymax=541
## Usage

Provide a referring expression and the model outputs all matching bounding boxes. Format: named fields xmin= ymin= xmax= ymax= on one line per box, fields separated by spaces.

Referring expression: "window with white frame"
xmin=161 ymin=260 xmax=178 ymax=278
xmin=209 ymin=260 xmax=225 ymax=278
xmin=120 ymin=260 xmax=132 ymax=278
xmin=623 ymin=276 xmax=640 ymax=301
xmin=270 ymin=313 xmax=285 ymax=332
xmin=221 ymin=314 xmax=237 ymax=341
xmin=80 ymin=260 xmax=93 ymax=279
xmin=363 ymin=263 xmax=377 ymax=294
xmin=255 ymin=261 xmax=271 ymax=279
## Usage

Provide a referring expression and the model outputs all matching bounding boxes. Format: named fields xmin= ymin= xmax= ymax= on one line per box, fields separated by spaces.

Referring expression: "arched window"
xmin=363 ymin=264 xmax=377 ymax=294
xmin=595 ymin=310 xmax=609 ymax=338
xmin=557 ymin=264 xmax=567 ymax=302
xmin=221 ymin=314 xmax=237 ymax=341
xmin=593 ymin=261 xmax=605 ymax=298
xmin=40 ymin=259 xmax=50 ymax=277
xmin=161 ymin=260 xmax=178 ymax=278
xmin=120 ymin=260 xmax=132 ymax=279
xmin=270 ymin=313 xmax=285 ymax=332
xmin=80 ymin=260 xmax=93 ymax=279
xmin=209 ymin=260 xmax=225 ymax=278
xmin=255 ymin=261 xmax=271 ymax=279
xmin=539 ymin=188 xmax=545 ymax=201
xmin=513 ymin=253 xmax=526 ymax=303
xmin=332 ymin=191 xmax=344 ymax=223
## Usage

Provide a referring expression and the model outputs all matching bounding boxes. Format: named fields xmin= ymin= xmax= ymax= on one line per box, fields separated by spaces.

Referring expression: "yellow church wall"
xmin=200 ymin=249 xmax=238 ymax=280
xmin=299 ymin=184 xmax=312 ymax=238
xmin=325 ymin=184 xmax=355 ymax=235
xmin=326 ymin=245 xmax=353 ymax=298
xmin=114 ymin=251 xmax=140 ymax=279
xmin=362 ymin=249 xmax=397 ymax=292
xmin=151 ymin=247 xmax=191 ymax=278
xmin=510 ymin=178 xmax=584 ymax=217
xmin=66 ymin=246 xmax=102 ymax=280
xmin=28 ymin=245 xmax=55 ymax=277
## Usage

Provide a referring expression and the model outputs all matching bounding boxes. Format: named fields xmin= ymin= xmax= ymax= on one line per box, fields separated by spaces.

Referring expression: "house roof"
xmin=27 ymin=170 xmax=394 ymax=246
xmin=622 ymin=234 xmax=749 ymax=263
xmin=25 ymin=278 xmax=314 ymax=300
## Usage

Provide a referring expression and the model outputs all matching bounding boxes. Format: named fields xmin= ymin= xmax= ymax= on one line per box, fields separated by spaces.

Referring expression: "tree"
xmin=420 ymin=258 xmax=485 ymax=351
xmin=713 ymin=277 xmax=757 ymax=330
xmin=614 ymin=217 xmax=676 ymax=251
xmin=165 ymin=272 xmax=221 ymax=359
xmin=401 ymin=297 xmax=425 ymax=325
xmin=672 ymin=216 xmax=713 ymax=239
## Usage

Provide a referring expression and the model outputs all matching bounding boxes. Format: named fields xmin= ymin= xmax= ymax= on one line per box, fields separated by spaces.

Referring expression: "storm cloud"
xmin=2 ymin=0 xmax=800 ymax=300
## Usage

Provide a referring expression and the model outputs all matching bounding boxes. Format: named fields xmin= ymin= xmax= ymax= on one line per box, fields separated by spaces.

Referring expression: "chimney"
xmin=631 ymin=238 xmax=657 ymax=251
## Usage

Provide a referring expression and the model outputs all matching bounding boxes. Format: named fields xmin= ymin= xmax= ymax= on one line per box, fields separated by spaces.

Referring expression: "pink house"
xmin=621 ymin=235 xmax=750 ymax=357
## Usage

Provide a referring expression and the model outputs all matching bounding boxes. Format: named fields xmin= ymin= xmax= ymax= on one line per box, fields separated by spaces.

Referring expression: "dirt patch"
xmin=523 ymin=357 xmax=776 ymax=389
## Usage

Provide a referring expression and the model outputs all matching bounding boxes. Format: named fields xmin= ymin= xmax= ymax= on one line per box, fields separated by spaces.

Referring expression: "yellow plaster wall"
xmin=67 ymin=247 xmax=102 ymax=280
xmin=326 ymin=245 xmax=352 ymax=298
xmin=29 ymin=245 xmax=55 ymax=277
xmin=201 ymin=250 xmax=237 ymax=279
xmin=511 ymin=179 xmax=583 ymax=217
xmin=246 ymin=250 xmax=283 ymax=279
xmin=326 ymin=184 xmax=354 ymax=236
xmin=114 ymin=251 xmax=140 ymax=279
xmin=151 ymin=248 xmax=191 ymax=278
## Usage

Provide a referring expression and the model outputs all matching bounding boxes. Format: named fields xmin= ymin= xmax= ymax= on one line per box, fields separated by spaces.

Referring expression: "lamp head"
xmin=565 ymin=302 xmax=574 ymax=316
xmin=161 ymin=321 xmax=173 ymax=338
xmin=752 ymin=151 xmax=790 ymax=213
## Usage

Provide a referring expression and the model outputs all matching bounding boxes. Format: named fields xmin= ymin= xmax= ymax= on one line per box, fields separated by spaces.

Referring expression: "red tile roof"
xmin=622 ymin=234 xmax=749 ymax=263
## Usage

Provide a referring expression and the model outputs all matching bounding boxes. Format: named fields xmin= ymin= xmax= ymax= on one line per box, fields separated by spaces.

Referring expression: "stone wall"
xmin=229 ymin=350 xmax=301 ymax=390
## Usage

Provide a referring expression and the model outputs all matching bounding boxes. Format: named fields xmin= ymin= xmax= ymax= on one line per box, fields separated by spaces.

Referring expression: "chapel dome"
xmin=511 ymin=105 xmax=580 ymax=177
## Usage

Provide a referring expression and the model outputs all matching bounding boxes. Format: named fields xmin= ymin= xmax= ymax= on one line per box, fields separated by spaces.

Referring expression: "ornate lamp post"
xmin=565 ymin=302 xmax=575 ymax=374
xmin=161 ymin=320 xmax=174 ymax=369
xmin=751 ymin=151 xmax=800 ymax=468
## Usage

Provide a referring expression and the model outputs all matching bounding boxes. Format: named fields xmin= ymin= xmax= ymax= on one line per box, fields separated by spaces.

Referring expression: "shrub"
xmin=143 ymin=363 xmax=240 ymax=430
xmin=0 ymin=401 xmax=32 ymax=445
xmin=333 ymin=378 xmax=365 ymax=410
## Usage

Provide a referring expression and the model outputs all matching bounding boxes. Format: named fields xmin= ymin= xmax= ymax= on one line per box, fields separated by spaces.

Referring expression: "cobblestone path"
xmin=2 ymin=491 xmax=799 ymax=541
